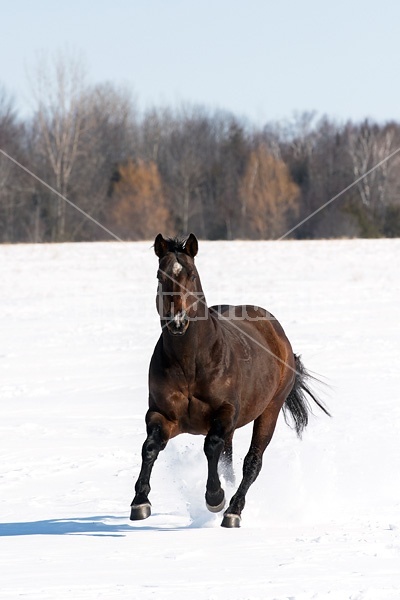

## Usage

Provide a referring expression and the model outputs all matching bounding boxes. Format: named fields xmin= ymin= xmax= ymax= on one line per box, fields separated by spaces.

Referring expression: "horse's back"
xmin=210 ymin=303 xmax=295 ymax=375
xmin=210 ymin=304 xmax=288 ymax=341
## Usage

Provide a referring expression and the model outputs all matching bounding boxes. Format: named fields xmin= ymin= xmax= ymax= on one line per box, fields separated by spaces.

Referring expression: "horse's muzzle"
xmin=166 ymin=310 xmax=189 ymax=335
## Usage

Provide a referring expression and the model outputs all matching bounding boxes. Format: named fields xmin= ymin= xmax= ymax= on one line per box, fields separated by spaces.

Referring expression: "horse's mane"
xmin=165 ymin=236 xmax=188 ymax=253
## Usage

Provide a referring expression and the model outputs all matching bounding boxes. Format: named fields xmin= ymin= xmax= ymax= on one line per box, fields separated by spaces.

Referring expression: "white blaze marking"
xmin=172 ymin=262 xmax=182 ymax=276
xmin=174 ymin=311 xmax=185 ymax=327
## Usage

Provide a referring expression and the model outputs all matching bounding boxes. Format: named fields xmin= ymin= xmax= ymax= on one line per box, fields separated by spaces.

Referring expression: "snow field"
xmin=1 ymin=239 xmax=400 ymax=599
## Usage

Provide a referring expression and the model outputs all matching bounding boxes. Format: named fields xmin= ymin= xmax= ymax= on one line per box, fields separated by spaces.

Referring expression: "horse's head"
xmin=154 ymin=233 xmax=204 ymax=336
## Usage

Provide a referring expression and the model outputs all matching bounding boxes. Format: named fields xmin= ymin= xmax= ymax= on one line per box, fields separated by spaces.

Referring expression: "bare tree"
xmin=213 ymin=118 xmax=250 ymax=239
xmin=0 ymin=87 xmax=30 ymax=242
xmin=29 ymin=51 xmax=89 ymax=240
xmin=28 ymin=53 xmax=137 ymax=241
xmin=347 ymin=120 xmax=396 ymax=207
xmin=164 ymin=108 xmax=209 ymax=233
xmin=69 ymin=82 xmax=137 ymax=240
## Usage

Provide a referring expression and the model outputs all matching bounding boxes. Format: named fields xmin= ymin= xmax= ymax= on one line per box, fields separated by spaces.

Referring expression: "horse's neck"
xmin=162 ymin=316 xmax=216 ymax=372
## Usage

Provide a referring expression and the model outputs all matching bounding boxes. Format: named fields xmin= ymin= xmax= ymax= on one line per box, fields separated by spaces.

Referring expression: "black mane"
xmin=165 ymin=236 xmax=188 ymax=253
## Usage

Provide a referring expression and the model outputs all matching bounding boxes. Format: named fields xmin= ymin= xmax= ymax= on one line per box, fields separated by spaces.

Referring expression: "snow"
xmin=1 ymin=239 xmax=400 ymax=599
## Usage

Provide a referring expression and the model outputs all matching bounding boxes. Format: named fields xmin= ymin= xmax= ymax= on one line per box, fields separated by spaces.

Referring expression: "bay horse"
xmin=130 ymin=233 xmax=329 ymax=527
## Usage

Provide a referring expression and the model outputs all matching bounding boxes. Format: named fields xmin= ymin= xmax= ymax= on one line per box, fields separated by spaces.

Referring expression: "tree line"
xmin=1 ymin=57 xmax=400 ymax=243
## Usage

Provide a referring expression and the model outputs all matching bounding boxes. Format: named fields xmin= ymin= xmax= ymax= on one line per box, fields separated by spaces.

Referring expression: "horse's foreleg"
xmin=130 ymin=411 xmax=171 ymax=521
xmin=204 ymin=404 xmax=235 ymax=513
xmin=219 ymin=434 xmax=235 ymax=485
xmin=222 ymin=401 xmax=281 ymax=528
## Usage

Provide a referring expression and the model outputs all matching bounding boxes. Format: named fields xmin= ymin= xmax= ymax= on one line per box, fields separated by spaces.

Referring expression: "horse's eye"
xmin=190 ymin=274 xmax=197 ymax=282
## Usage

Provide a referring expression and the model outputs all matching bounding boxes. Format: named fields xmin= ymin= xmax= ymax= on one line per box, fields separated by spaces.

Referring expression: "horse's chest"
xmin=180 ymin=395 xmax=212 ymax=435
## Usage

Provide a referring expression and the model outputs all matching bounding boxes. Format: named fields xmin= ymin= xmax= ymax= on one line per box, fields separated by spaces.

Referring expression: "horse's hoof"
xmin=221 ymin=513 xmax=241 ymax=528
xmin=206 ymin=498 xmax=225 ymax=513
xmin=130 ymin=502 xmax=151 ymax=521
xmin=205 ymin=490 xmax=225 ymax=513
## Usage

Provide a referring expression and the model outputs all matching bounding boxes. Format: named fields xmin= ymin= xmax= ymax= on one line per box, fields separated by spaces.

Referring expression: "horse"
xmin=130 ymin=233 xmax=330 ymax=527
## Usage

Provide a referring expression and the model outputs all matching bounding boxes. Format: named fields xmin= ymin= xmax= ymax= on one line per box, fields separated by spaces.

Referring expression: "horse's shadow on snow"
xmin=0 ymin=514 xmax=214 ymax=537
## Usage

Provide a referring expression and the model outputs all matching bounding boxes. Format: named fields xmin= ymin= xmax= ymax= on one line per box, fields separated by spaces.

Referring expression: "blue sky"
xmin=2 ymin=0 xmax=400 ymax=124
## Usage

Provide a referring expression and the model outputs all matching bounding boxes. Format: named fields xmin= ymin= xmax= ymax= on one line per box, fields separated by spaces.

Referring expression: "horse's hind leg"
xmin=130 ymin=411 xmax=172 ymax=521
xmin=221 ymin=401 xmax=281 ymax=528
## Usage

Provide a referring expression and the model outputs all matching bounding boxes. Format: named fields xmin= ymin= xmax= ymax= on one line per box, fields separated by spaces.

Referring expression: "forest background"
xmin=1 ymin=55 xmax=400 ymax=243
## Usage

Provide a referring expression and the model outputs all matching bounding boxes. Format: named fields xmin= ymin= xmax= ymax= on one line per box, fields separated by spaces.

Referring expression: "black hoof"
xmin=205 ymin=489 xmax=225 ymax=513
xmin=130 ymin=502 xmax=151 ymax=521
xmin=221 ymin=513 xmax=241 ymax=528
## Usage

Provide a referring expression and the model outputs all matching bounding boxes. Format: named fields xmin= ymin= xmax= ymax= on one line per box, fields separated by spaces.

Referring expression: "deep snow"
xmin=1 ymin=239 xmax=400 ymax=599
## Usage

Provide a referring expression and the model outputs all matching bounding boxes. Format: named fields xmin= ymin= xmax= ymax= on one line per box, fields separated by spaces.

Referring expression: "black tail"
xmin=283 ymin=354 xmax=331 ymax=438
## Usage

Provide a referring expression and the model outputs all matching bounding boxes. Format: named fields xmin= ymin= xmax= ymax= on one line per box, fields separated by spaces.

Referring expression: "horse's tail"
xmin=283 ymin=354 xmax=331 ymax=438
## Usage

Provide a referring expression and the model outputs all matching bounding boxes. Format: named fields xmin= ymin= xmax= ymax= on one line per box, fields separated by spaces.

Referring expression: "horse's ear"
xmin=154 ymin=233 xmax=169 ymax=258
xmin=184 ymin=233 xmax=198 ymax=258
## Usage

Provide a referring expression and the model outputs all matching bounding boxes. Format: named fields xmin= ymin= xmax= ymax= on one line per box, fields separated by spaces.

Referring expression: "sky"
xmin=2 ymin=0 xmax=400 ymax=125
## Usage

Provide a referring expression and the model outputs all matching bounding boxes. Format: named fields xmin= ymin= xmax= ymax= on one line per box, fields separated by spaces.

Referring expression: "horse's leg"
xmin=221 ymin=401 xmax=281 ymax=528
xmin=204 ymin=404 xmax=235 ymax=512
xmin=219 ymin=434 xmax=235 ymax=485
xmin=130 ymin=411 xmax=172 ymax=521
